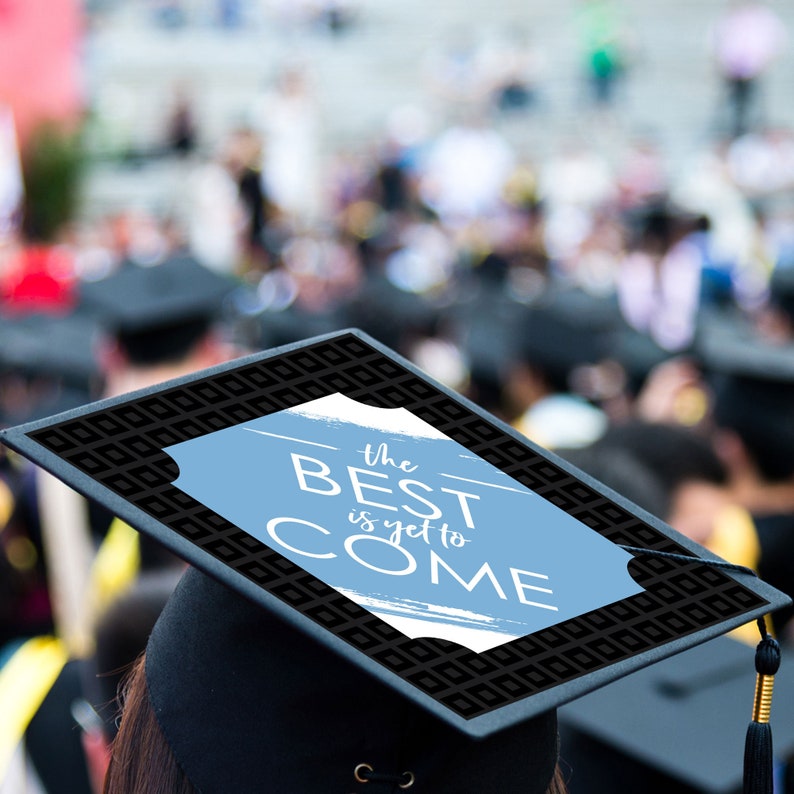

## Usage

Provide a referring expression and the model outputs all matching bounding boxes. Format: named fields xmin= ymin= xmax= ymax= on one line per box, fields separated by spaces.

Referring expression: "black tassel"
xmin=743 ymin=618 xmax=781 ymax=794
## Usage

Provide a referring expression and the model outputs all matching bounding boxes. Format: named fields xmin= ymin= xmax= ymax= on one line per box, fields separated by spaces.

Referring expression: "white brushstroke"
xmin=438 ymin=472 xmax=528 ymax=494
xmin=288 ymin=393 xmax=448 ymax=439
xmin=243 ymin=428 xmax=339 ymax=449
xmin=337 ymin=588 xmax=526 ymax=652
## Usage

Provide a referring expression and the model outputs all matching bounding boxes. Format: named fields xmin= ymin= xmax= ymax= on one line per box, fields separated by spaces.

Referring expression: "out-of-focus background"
xmin=79 ymin=0 xmax=794 ymax=214
xmin=2 ymin=1 xmax=794 ymax=792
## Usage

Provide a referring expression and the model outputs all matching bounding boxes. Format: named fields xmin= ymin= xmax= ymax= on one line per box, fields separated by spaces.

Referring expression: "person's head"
xmin=711 ymin=374 xmax=794 ymax=485
xmin=78 ymin=256 xmax=239 ymax=395
xmin=104 ymin=567 xmax=565 ymax=794
xmin=504 ymin=291 xmax=614 ymax=414
xmin=582 ymin=421 xmax=730 ymax=544
xmin=559 ymin=443 xmax=670 ymax=522
xmin=694 ymin=309 xmax=794 ymax=513
xmin=79 ymin=570 xmax=183 ymax=793
xmin=103 ymin=654 xmax=194 ymax=794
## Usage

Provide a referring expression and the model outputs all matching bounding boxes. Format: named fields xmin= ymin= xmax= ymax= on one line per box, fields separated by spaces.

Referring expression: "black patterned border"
xmin=26 ymin=332 xmax=767 ymax=720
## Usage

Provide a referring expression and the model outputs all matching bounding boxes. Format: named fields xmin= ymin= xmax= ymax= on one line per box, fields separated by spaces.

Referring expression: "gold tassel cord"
xmin=751 ymin=673 xmax=775 ymax=725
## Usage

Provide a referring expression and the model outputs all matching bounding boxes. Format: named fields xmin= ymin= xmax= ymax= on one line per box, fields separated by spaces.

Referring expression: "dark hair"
xmin=103 ymin=655 xmax=195 ymax=794
xmin=712 ymin=375 xmax=794 ymax=482
xmin=560 ymin=445 xmax=670 ymax=520
xmin=547 ymin=765 xmax=569 ymax=794
xmin=104 ymin=654 xmax=568 ymax=794
xmin=595 ymin=421 xmax=727 ymax=494
xmin=117 ymin=316 xmax=212 ymax=367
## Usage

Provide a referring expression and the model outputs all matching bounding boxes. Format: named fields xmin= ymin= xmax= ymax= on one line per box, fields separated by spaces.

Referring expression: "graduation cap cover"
xmin=0 ymin=330 xmax=788 ymax=747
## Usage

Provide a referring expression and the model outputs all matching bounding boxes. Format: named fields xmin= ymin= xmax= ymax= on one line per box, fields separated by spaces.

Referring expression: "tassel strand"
xmin=743 ymin=618 xmax=780 ymax=794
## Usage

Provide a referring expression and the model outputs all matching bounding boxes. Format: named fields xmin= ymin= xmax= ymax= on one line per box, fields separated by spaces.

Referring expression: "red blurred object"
xmin=1 ymin=244 xmax=76 ymax=313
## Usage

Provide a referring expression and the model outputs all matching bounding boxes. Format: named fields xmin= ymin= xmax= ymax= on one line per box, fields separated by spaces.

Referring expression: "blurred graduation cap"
xmin=0 ymin=329 xmax=789 ymax=792
xmin=516 ymin=287 xmax=618 ymax=387
xmin=696 ymin=309 xmax=794 ymax=383
xmin=0 ymin=310 xmax=100 ymax=423
xmin=695 ymin=310 xmax=794 ymax=640
xmin=695 ymin=310 xmax=794 ymax=482
xmin=560 ymin=635 xmax=794 ymax=793
xmin=345 ymin=270 xmax=442 ymax=353
xmin=258 ymin=299 xmax=354 ymax=353
xmin=612 ymin=323 xmax=675 ymax=391
xmin=78 ymin=255 xmax=237 ymax=366
xmin=451 ymin=285 xmax=618 ymax=393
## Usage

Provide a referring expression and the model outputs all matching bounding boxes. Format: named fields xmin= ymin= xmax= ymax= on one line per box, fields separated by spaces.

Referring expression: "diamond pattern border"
xmin=28 ymin=333 xmax=767 ymax=720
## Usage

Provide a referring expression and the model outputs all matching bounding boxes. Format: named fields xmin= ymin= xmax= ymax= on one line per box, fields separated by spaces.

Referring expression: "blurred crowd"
xmin=1 ymin=0 xmax=794 ymax=792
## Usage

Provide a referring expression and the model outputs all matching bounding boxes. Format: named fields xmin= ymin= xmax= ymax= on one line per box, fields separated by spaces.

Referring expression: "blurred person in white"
xmin=726 ymin=127 xmax=794 ymax=197
xmin=616 ymin=205 xmax=703 ymax=353
xmin=538 ymin=139 xmax=616 ymax=276
xmin=671 ymin=141 xmax=768 ymax=311
xmin=185 ymin=135 xmax=248 ymax=275
xmin=710 ymin=0 xmax=788 ymax=138
xmin=562 ymin=136 xmax=667 ymax=297
xmin=467 ymin=25 xmax=546 ymax=116
xmin=564 ymin=208 xmax=625 ymax=297
xmin=417 ymin=113 xmax=515 ymax=226
xmin=614 ymin=136 xmax=668 ymax=211
xmin=251 ymin=65 xmax=323 ymax=227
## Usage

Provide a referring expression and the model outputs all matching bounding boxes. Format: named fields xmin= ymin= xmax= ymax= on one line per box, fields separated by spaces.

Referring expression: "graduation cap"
xmin=0 ymin=310 xmax=101 ymax=423
xmin=78 ymin=255 xmax=237 ymax=366
xmin=516 ymin=287 xmax=618 ymax=385
xmin=345 ymin=271 xmax=442 ymax=353
xmin=696 ymin=309 xmax=794 ymax=384
xmin=695 ymin=310 xmax=794 ymax=640
xmin=613 ymin=323 xmax=675 ymax=391
xmin=560 ymin=634 xmax=794 ymax=793
xmin=0 ymin=329 xmax=788 ymax=793
xmin=696 ymin=310 xmax=794 ymax=482
xmin=0 ymin=311 xmax=98 ymax=383
xmin=451 ymin=286 xmax=617 ymax=392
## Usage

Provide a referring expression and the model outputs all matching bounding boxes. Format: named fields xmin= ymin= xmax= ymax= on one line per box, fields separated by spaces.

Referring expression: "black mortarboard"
xmin=515 ymin=287 xmax=618 ymax=383
xmin=450 ymin=286 xmax=617 ymax=390
xmin=78 ymin=255 xmax=237 ymax=366
xmin=147 ymin=566 xmax=558 ymax=793
xmin=560 ymin=634 xmax=794 ymax=793
xmin=447 ymin=285 xmax=527 ymax=383
xmin=696 ymin=310 xmax=794 ymax=482
xmin=613 ymin=323 xmax=675 ymax=391
xmin=0 ymin=329 xmax=788 ymax=792
xmin=0 ymin=310 xmax=101 ymax=423
xmin=258 ymin=301 xmax=353 ymax=352
xmin=0 ymin=311 xmax=97 ymax=382
xmin=696 ymin=309 xmax=794 ymax=383
xmin=695 ymin=310 xmax=794 ymax=640
xmin=345 ymin=271 xmax=441 ymax=353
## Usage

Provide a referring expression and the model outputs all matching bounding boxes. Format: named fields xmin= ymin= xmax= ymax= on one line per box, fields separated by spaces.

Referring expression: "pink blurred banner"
xmin=0 ymin=0 xmax=83 ymax=146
